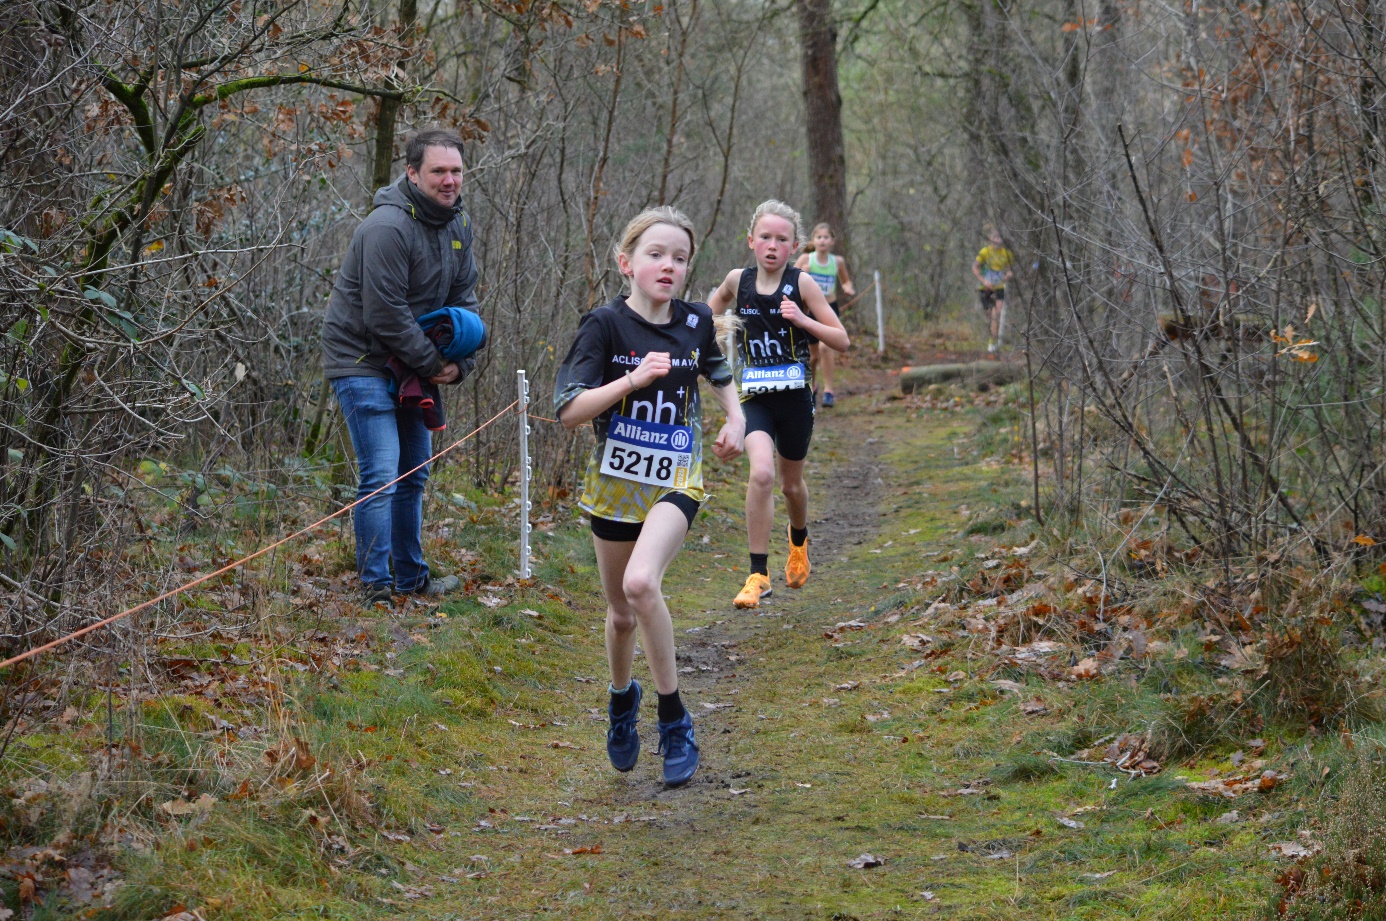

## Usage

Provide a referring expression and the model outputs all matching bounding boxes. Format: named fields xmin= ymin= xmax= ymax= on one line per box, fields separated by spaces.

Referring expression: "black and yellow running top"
xmin=554 ymin=296 xmax=733 ymax=523
xmin=733 ymin=264 xmax=812 ymax=402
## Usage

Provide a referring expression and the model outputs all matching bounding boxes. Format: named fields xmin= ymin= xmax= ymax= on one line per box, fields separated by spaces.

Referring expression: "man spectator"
xmin=322 ymin=128 xmax=478 ymax=605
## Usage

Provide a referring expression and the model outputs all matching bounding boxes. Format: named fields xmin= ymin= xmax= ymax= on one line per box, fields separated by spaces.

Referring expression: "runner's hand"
xmin=712 ymin=417 xmax=745 ymax=462
xmin=632 ymin=351 xmax=672 ymax=387
xmin=431 ymin=362 xmax=460 ymax=384
xmin=780 ymin=296 xmax=805 ymax=326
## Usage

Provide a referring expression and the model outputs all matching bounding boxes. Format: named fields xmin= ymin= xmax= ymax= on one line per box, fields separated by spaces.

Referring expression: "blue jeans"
xmin=331 ymin=376 xmax=432 ymax=591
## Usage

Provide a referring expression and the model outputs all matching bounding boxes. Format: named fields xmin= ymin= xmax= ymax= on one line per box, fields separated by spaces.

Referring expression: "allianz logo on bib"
xmin=744 ymin=365 xmax=803 ymax=381
xmin=611 ymin=419 xmax=677 ymax=446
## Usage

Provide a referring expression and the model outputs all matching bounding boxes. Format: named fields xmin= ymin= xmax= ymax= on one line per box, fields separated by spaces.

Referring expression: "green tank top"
xmin=806 ymin=252 xmax=838 ymax=301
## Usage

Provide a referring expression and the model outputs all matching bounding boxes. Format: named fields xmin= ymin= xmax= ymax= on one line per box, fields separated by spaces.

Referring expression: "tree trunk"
xmin=371 ymin=0 xmax=419 ymax=193
xmin=796 ymin=0 xmax=848 ymax=254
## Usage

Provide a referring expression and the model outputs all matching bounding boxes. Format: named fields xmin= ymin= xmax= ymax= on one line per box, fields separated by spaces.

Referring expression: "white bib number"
xmin=741 ymin=363 xmax=807 ymax=395
xmin=600 ymin=414 xmax=693 ymax=488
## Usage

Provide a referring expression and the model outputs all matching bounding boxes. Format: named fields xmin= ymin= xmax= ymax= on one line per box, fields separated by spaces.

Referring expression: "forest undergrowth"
xmin=0 ymin=335 xmax=1384 ymax=920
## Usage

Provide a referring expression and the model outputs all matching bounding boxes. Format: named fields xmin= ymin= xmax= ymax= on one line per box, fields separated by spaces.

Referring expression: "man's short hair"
xmin=405 ymin=128 xmax=465 ymax=172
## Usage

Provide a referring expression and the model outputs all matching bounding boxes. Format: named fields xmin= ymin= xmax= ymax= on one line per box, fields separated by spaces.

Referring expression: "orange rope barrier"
xmin=835 ymin=277 xmax=876 ymax=313
xmin=0 ymin=401 xmax=520 ymax=672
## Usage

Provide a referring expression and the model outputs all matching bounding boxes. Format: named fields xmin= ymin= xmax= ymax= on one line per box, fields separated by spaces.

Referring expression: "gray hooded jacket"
xmin=321 ymin=176 xmax=479 ymax=380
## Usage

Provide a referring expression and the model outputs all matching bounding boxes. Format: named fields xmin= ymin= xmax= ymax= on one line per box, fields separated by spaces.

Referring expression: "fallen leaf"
xmin=834 ymin=681 xmax=861 ymax=691
xmin=1215 ymin=810 xmax=1241 ymax=825
xmin=1021 ymin=698 xmax=1048 ymax=715
xmin=158 ymin=794 xmax=216 ymax=817
xmin=729 ymin=788 xmax=750 ymax=796
xmin=864 ymin=710 xmax=891 ymax=722
xmin=901 ymin=633 xmax=935 ymax=649
xmin=1056 ymin=814 xmax=1085 ymax=829
xmin=1270 ymin=841 xmax=1320 ymax=858
xmin=847 ymin=853 xmax=885 ymax=869
xmin=1071 ymin=657 xmax=1100 ymax=680
xmin=920 ymin=890 xmax=935 ymax=901
xmin=1186 ymin=769 xmax=1288 ymax=799
xmin=478 ymin=595 xmax=505 ymax=608
xmin=1080 ymin=870 xmax=1117 ymax=880
xmin=548 ymin=741 xmax=581 ymax=749
xmin=990 ymin=679 xmax=1025 ymax=694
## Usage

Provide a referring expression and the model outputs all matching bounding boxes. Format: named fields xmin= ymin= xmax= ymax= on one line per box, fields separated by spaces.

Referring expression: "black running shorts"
xmin=743 ymin=388 xmax=815 ymax=462
xmin=805 ymin=301 xmax=841 ymax=346
xmin=978 ymin=288 xmax=1005 ymax=310
xmin=590 ymin=491 xmax=700 ymax=542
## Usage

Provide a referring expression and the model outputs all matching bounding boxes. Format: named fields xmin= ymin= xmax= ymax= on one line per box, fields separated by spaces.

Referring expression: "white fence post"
xmin=874 ymin=270 xmax=885 ymax=354
xmin=517 ymin=369 xmax=532 ymax=579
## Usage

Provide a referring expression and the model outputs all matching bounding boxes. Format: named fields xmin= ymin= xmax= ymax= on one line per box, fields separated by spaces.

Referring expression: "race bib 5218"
xmin=741 ymin=363 xmax=807 ymax=395
xmin=599 ymin=414 xmax=693 ymax=488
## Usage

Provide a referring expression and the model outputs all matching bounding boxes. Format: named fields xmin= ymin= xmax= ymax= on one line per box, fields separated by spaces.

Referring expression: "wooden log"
xmin=899 ymin=361 xmax=1024 ymax=393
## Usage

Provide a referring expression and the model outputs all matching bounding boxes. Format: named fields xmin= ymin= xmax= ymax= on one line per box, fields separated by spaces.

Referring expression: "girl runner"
xmin=708 ymin=201 xmax=849 ymax=609
xmin=794 ymin=222 xmax=855 ymax=407
xmin=555 ymin=207 xmax=745 ymax=787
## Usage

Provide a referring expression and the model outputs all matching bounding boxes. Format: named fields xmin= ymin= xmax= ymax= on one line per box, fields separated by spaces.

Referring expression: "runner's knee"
xmin=621 ymin=567 xmax=662 ymax=609
xmin=781 ymin=477 xmax=807 ymax=505
xmin=606 ymin=603 xmax=637 ymax=635
xmin=747 ymin=463 xmax=775 ymax=492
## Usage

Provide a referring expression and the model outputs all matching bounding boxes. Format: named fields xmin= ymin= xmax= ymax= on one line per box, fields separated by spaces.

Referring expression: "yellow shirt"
xmin=976 ymin=245 xmax=1014 ymax=288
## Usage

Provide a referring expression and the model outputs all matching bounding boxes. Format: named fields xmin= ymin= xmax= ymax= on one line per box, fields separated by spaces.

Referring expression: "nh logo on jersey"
xmin=631 ymin=390 xmax=678 ymax=425
xmin=686 ymin=314 xmax=699 ymax=328
xmin=452 ymin=240 xmax=462 ymax=250
xmin=747 ymin=331 xmax=784 ymax=359
xmin=782 ymin=283 xmax=794 ymax=296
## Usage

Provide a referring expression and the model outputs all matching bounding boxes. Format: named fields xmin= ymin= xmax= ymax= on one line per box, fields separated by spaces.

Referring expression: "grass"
xmin=2 ymin=360 xmax=1381 ymax=919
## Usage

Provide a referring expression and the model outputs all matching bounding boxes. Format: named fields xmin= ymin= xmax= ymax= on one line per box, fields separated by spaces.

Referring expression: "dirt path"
xmin=454 ymin=390 xmax=968 ymax=919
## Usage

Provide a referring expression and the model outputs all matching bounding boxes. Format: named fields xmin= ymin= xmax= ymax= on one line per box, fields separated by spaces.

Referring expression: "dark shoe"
xmin=657 ymin=712 xmax=700 ymax=787
xmin=362 ymin=583 xmax=394 ymax=607
xmin=412 ymin=574 xmax=460 ymax=597
xmin=606 ymin=679 xmax=642 ymax=772
xmin=822 ymin=391 xmax=835 ymax=408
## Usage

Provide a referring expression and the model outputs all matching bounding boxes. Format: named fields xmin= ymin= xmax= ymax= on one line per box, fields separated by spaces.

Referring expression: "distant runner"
xmin=972 ymin=222 xmax=1014 ymax=356
xmin=555 ymin=207 xmax=744 ymax=787
xmin=795 ymin=222 xmax=855 ymax=407
xmin=708 ymin=201 xmax=849 ymax=610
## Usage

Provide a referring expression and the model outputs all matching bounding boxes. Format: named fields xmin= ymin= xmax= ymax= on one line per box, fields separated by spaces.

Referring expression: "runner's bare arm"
xmin=783 ymin=277 xmax=849 ymax=352
xmin=706 ymin=269 xmax=743 ymax=315
xmin=709 ymin=382 xmax=746 ymax=462
xmin=558 ymin=352 xmax=672 ymax=430
xmin=837 ymin=256 xmax=856 ymax=297
xmin=794 ymin=253 xmax=811 ymax=271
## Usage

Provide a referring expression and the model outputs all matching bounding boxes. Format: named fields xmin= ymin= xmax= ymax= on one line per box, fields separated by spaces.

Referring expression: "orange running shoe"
xmin=734 ymin=573 xmax=772 ymax=609
xmin=785 ymin=526 xmax=811 ymax=588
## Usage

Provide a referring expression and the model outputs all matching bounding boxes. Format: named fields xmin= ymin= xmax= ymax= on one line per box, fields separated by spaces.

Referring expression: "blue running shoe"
xmin=656 ymin=712 xmax=700 ymax=787
xmin=606 ymin=680 xmax=642 ymax=772
xmin=822 ymin=391 xmax=836 ymax=407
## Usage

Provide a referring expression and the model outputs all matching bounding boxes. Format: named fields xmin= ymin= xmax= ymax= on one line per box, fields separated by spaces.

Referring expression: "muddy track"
xmin=611 ymin=402 xmax=891 ymax=807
